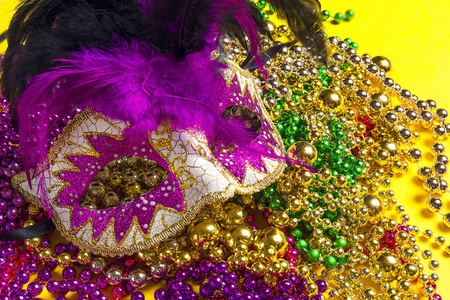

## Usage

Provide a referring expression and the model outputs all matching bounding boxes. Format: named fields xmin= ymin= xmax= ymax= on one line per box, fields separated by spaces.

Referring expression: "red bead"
xmin=124 ymin=258 xmax=136 ymax=268
xmin=112 ymin=286 xmax=125 ymax=298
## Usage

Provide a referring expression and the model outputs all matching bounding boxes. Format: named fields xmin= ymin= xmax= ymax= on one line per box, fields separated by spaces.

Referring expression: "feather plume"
xmin=269 ymin=0 xmax=328 ymax=62
xmin=14 ymin=40 xmax=255 ymax=171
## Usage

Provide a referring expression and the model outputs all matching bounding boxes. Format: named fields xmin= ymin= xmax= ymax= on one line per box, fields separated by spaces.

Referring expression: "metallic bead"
xmin=399 ymin=128 xmax=412 ymax=140
xmin=371 ymin=92 xmax=391 ymax=107
xmin=384 ymin=112 xmax=398 ymax=123
xmin=319 ymin=89 xmax=343 ymax=110
xmin=277 ymin=85 xmax=290 ymax=95
xmin=433 ymin=163 xmax=447 ymax=175
xmin=226 ymin=224 xmax=252 ymax=247
xmin=124 ymin=170 xmax=138 ymax=182
xmin=91 ymin=257 xmax=107 ymax=274
xmin=293 ymin=60 xmax=303 ymax=69
xmin=77 ymin=251 xmax=91 ymax=265
xmin=393 ymin=105 xmax=405 ymax=114
xmin=328 ymin=65 xmax=340 ymax=74
xmin=308 ymin=68 xmax=319 ymax=78
xmin=129 ymin=269 xmax=147 ymax=287
xmin=106 ymin=267 xmax=123 ymax=285
xmin=364 ymin=195 xmax=384 ymax=223
xmin=150 ymin=263 xmax=168 ymax=279
xmin=356 ymin=89 xmax=368 ymax=99
xmin=430 ymin=273 xmax=439 ymax=282
xmin=255 ymin=227 xmax=288 ymax=254
xmin=416 ymin=100 xmax=428 ymax=110
xmin=400 ymin=89 xmax=411 ymax=100
xmin=143 ymin=172 xmax=160 ymax=188
xmin=435 ymin=236 xmax=445 ymax=246
xmin=431 ymin=143 xmax=445 ymax=155
xmin=443 ymin=213 xmax=450 ymax=228
xmin=287 ymin=141 xmax=317 ymax=163
xmin=433 ymin=125 xmax=446 ymax=137
xmin=401 ymin=263 xmax=418 ymax=279
xmin=427 ymin=197 xmax=443 ymax=213
xmin=362 ymin=56 xmax=372 ymax=65
xmin=429 ymin=260 xmax=439 ymax=270
xmin=408 ymin=148 xmax=422 ymax=163
xmin=349 ymin=54 xmax=361 ymax=64
xmin=436 ymin=108 xmax=448 ymax=120
xmin=88 ymin=181 xmax=105 ymax=198
xmin=96 ymin=167 xmax=110 ymax=182
xmin=331 ymin=53 xmax=344 ymax=64
xmin=328 ymin=36 xmax=339 ymax=44
xmin=436 ymin=154 xmax=449 ymax=165
xmin=420 ymin=110 xmax=433 ymax=122
xmin=370 ymin=251 xmax=401 ymax=281
xmin=379 ymin=140 xmax=399 ymax=157
xmin=298 ymin=68 xmax=310 ymax=78
xmin=265 ymin=96 xmax=277 ymax=108
xmin=426 ymin=99 xmax=437 ymax=109
xmin=367 ymin=64 xmax=379 ymax=74
xmin=405 ymin=109 xmax=418 ymax=121
xmin=292 ymin=45 xmax=303 ymax=53
xmin=424 ymin=177 xmax=439 ymax=192
xmin=369 ymin=100 xmax=382 ymax=111
xmin=439 ymin=179 xmax=448 ymax=192
xmin=187 ymin=217 xmax=220 ymax=250
xmin=383 ymin=77 xmax=395 ymax=87
xmin=342 ymin=78 xmax=354 ymax=87
xmin=337 ymin=41 xmax=349 ymax=50
xmin=280 ymin=63 xmax=292 ymax=72
xmin=372 ymin=56 xmax=392 ymax=72
xmin=345 ymin=47 xmax=357 ymax=56
xmin=57 ymin=253 xmax=72 ymax=268
xmin=394 ymin=83 xmax=401 ymax=93
xmin=125 ymin=181 xmax=141 ymax=198
xmin=104 ymin=192 xmax=120 ymax=208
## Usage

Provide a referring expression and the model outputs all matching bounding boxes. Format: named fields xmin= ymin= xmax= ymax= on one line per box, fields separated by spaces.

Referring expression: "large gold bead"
xmin=187 ymin=217 xmax=220 ymax=250
xmin=379 ymin=140 xmax=399 ymax=157
xmin=255 ymin=228 xmax=288 ymax=254
xmin=371 ymin=92 xmax=391 ymax=108
xmin=226 ymin=224 xmax=253 ymax=247
xmin=251 ymin=261 xmax=266 ymax=275
xmin=295 ymin=264 xmax=310 ymax=277
xmin=401 ymin=263 xmax=418 ymax=279
xmin=39 ymin=248 xmax=54 ymax=262
xmin=364 ymin=195 xmax=384 ymax=223
xmin=370 ymin=251 xmax=401 ymax=281
xmin=77 ymin=251 xmax=91 ymax=265
xmin=57 ymin=253 xmax=72 ymax=268
xmin=260 ymin=246 xmax=277 ymax=261
xmin=372 ymin=56 xmax=392 ymax=72
xmin=287 ymin=141 xmax=317 ymax=164
xmin=318 ymin=168 xmax=332 ymax=182
xmin=319 ymin=89 xmax=343 ymax=110
xmin=304 ymin=282 xmax=318 ymax=296
xmin=362 ymin=288 xmax=377 ymax=299
xmin=175 ymin=252 xmax=191 ymax=267
xmin=224 ymin=203 xmax=247 ymax=226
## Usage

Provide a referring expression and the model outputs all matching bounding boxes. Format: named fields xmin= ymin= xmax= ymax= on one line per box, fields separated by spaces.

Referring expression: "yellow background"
xmin=1 ymin=0 xmax=449 ymax=299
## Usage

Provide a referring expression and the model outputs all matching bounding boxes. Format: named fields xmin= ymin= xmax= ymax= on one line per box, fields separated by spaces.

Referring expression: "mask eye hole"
xmin=79 ymin=156 xmax=168 ymax=210
xmin=221 ymin=105 xmax=262 ymax=135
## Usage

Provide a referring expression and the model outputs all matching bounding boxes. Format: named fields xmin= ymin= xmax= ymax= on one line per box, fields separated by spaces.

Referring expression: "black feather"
xmin=1 ymin=0 xmax=148 ymax=123
xmin=268 ymin=0 xmax=328 ymax=62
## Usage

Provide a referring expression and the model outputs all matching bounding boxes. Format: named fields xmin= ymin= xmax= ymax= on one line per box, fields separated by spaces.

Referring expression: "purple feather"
xmin=15 ymin=40 xmax=256 ymax=173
